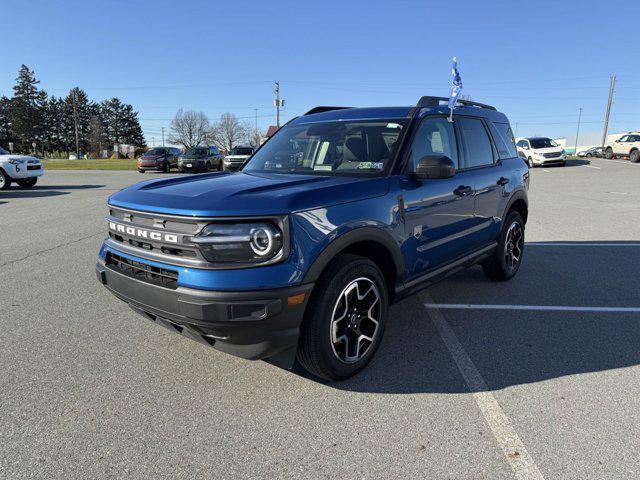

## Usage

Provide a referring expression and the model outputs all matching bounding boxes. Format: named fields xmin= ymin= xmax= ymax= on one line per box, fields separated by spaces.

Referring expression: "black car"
xmin=178 ymin=146 xmax=223 ymax=173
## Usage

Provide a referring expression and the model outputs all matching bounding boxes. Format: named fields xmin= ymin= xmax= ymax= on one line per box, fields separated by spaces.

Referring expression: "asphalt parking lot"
xmin=1 ymin=158 xmax=639 ymax=479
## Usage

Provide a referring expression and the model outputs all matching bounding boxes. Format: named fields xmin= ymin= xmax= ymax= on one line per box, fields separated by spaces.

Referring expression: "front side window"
xmin=408 ymin=117 xmax=458 ymax=170
xmin=458 ymin=117 xmax=494 ymax=168
xmin=145 ymin=148 xmax=165 ymax=156
xmin=243 ymin=119 xmax=407 ymax=176
xmin=618 ymin=135 xmax=629 ymax=142
xmin=530 ymin=138 xmax=558 ymax=149
xmin=231 ymin=147 xmax=254 ymax=156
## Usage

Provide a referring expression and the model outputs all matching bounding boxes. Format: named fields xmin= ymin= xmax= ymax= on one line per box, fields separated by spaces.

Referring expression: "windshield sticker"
xmin=358 ymin=162 xmax=384 ymax=170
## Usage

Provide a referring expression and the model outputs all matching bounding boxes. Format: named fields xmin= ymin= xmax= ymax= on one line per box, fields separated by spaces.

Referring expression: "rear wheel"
xmin=605 ymin=147 xmax=614 ymax=159
xmin=0 ymin=169 xmax=11 ymax=190
xmin=630 ymin=150 xmax=640 ymax=163
xmin=482 ymin=210 xmax=525 ymax=282
xmin=17 ymin=177 xmax=37 ymax=188
xmin=297 ymin=254 xmax=388 ymax=381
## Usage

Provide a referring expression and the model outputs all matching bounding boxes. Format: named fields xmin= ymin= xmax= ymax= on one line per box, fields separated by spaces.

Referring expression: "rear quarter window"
xmin=491 ymin=122 xmax=518 ymax=159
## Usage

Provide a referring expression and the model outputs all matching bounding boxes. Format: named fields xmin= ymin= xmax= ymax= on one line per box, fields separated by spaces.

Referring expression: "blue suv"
xmin=96 ymin=96 xmax=529 ymax=381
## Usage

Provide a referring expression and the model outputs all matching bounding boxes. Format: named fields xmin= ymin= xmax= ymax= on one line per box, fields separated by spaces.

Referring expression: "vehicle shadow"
xmin=0 ymin=184 xmax=104 ymax=200
xmin=563 ymin=159 xmax=591 ymax=167
xmin=293 ymin=241 xmax=640 ymax=393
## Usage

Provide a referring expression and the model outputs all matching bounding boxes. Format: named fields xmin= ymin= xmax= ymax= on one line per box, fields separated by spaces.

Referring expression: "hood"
xmin=108 ymin=171 xmax=389 ymax=217
xmin=0 ymin=154 xmax=39 ymax=162
xmin=531 ymin=147 xmax=564 ymax=154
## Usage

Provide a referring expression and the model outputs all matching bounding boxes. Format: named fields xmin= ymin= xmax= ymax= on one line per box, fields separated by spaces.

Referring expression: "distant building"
xmin=553 ymin=131 xmax=631 ymax=154
xmin=261 ymin=125 xmax=279 ymax=144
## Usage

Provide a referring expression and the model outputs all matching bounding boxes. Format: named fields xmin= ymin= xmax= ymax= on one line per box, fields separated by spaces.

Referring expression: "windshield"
xmin=243 ymin=119 xmax=407 ymax=176
xmin=0 ymin=146 xmax=8 ymax=155
xmin=230 ymin=147 xmax=253 ymax=156
xmin=144 ymin=148 xmax=165 ymax=156
xmin=184 ymin=148 xmax=207 ymax=156
xmin=530 ymin=138 xmax=558 ymax=149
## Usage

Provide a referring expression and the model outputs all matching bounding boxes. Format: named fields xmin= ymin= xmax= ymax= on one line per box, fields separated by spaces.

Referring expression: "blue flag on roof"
xmin=448 ymin=57 xmax=462 ymax=121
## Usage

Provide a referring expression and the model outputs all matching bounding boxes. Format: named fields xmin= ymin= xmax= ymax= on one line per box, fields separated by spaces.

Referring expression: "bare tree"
xmin=243 ymin=120 xmax=263 ymax=148
xmin=209 ymin=113 xmax=247 ymax=152
xmin=168 ymin=109 xmax=210 ymax=149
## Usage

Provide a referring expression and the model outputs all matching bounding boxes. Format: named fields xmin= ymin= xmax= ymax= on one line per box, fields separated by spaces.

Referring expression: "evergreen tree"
xmin=0 ymin=96 xmax=12 ymax=148
xmin=121 ymin=104 xmax=145 ymax=148
xmin=10 ymin=65 xmax=45 ymax=153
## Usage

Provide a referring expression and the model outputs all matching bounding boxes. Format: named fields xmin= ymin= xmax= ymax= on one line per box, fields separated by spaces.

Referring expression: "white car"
xmin=515 ymin=137 xmax=566 ymax=168
xmin=604 ymin=132 xmax=640 ymax=162
xmin=0 ymin=146 xmax=44 ymax=190
xmin=223 ymin=146 xmax=255 ymax=171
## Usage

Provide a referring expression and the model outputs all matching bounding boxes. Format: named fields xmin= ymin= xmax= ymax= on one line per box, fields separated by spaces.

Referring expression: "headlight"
xmin=190 ymin=221 xmax=284 ymax=264
xmin=8 ymin=158 xmax=24 ymax=165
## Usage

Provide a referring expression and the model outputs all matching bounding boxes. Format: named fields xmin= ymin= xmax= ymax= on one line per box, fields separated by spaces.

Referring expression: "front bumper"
xmin=96 ymin=260 xmax=313 ymax=366
xmin=535 ymin=156 xmax=566 ymax=165
xmin=8 ymin=163 xmax=44 ymax=179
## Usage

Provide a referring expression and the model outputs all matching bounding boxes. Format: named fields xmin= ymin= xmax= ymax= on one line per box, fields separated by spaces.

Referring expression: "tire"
xmin=482 ymin=210 xmax=525 ymax=282
xmin=138 ymin=169 xmax=145 ymax=173
xmin=527 ymin=157 xmax=534 ymax=168
xmin=16 ymin=177 xmax=37 ymax=188
xmin=0 ymin=169 xmax=11 ymax=190
xmin=163 ymin=162 xmax=170 ymax=173
xmin=630 ymin=150 xmax=640 ymax=163
xmin=217 ymin=160 xmax=223 ymax=171
xmin=605 ymin=147 xmax=614 ymax=159
xmin=586 ymin=153 xmax=592 ymax=158
xmin=205 ymin=161 xmax=211 ymax=172
xmin=297 ymin=254 xmax=388 ymax=381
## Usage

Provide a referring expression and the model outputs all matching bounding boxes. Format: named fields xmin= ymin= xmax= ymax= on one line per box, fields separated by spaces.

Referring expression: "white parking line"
xmin=526 ymin=242 xmax=640 ymax=247
xmin=421 ymin=292 xmax=545 ymax=480
xmin=583 ymin=165 xmax=601 ymax=169
xmin=423 ymin=303 xmax=640 ymax=313
xmin=595 ymin=158 xmax=639 ymax=166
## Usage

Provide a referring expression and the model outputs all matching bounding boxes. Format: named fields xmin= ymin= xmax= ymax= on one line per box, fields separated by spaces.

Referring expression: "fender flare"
xmin=503 ymin=189 xmax=529 ymax=223
xmin=302 ymin=226 xmax=404 ymax=284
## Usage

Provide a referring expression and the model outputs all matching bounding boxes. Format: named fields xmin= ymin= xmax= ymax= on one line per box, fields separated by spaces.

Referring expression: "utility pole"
xmin=152 ymin=136 xmax=155 ymax=147
xmin=161 ymin=127 xmax=165 ymax=146
xmin=514 ymin=122 xmax=519 ymax=137
xmin=254 ymin=108 xmax=258 ymax=145
xmin=601 ymin=75 xmax=616 ymax=148
xmin=574 ymin=107 xmax=582 ymax=155
xmin=274 ymin=81 xmax=284 ymax=128
xmin=72 ymin=90 xmax=80 ymax=159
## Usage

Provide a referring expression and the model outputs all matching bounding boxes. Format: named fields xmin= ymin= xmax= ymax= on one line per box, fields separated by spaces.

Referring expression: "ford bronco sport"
xmin=96 ymin=96 xmax=529 ymax=381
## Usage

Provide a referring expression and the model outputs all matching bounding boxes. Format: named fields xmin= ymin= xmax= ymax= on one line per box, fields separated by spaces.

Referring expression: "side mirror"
xmin=412 ymin=155 xmax=456 ymax=180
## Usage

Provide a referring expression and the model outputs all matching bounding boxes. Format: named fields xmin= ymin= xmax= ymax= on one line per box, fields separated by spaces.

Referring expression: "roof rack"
xmin=416 ymin=96 xmax=497 ymax=111
xmin=304 ymin=106 xmax=353 ymax=116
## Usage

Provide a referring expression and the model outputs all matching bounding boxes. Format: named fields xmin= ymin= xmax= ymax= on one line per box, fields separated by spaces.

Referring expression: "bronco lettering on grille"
xmin=108 ymin=221 xmax=178 ymax=244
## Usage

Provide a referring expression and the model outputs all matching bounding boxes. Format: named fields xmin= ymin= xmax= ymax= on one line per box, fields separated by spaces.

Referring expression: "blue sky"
xmin=1 ymin=0 xmax=638 ymax=145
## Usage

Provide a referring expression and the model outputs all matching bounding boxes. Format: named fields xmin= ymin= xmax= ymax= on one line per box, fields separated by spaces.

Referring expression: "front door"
xmin=400 ymin=116 xmax=476 ymax=280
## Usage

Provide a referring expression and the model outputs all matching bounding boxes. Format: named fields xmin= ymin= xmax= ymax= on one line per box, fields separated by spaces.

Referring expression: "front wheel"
xmin=297 ymin=254 xmax=388 ymax=381
xmin=0 ymin=169 xmax=11 ymax=190
xmin=630 ymin=150 xmax=640 ymax=163
xmin=482 ymin=210 xmax=525 ymax=281
xmin=205 ymin=161 xmax=211 ymax=172
xmin=527 ymin=157 xmax=534 ymax=168
xmin=605 ymin=147 xmax=614 ymax=159
xmin=138 ymin=169 xmax=145 ymax=173
xmin=17 ymin=177 xmax=38 ymax=188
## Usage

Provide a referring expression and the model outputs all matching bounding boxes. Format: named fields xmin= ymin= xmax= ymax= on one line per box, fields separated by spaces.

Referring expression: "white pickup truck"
xmin=0 ymin=146 xmax=44 ymax=190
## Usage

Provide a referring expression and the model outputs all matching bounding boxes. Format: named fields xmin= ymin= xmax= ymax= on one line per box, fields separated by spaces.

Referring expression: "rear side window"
xmin=491 ymin=122 xmax=518 ymax=159
xmin=457 ymin=117 xmax=494 ymax=168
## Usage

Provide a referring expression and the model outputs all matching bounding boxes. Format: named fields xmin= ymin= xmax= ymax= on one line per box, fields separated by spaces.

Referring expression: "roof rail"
xmin=416 ymin=96 xmax=497 ymax=111
xmin=304 ymin=106 xmax=353 ymax=116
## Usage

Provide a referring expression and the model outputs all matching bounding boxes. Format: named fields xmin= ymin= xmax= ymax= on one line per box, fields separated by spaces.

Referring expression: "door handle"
xmin=497 ymin=177 xmax=510 ymax=186
xmin=453 ymin=185 xmax=473 ymax=197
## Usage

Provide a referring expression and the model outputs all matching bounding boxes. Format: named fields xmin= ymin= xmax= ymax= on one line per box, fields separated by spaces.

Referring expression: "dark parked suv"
xmin=97 ymin=96 xmax=529 ymax=381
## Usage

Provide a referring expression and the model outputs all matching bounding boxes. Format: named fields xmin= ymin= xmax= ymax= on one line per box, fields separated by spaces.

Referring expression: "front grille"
xmin=544 ymin=152 xmax=562 ymax=158
xmin=106 ymin=252 xmax=179 ymax=289
xmin=27 ymin=165 xmax=41 ymax=170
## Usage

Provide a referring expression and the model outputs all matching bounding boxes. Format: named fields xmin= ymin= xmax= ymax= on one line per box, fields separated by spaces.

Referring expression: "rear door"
xmin=457 ymin=117 xmax=512 ymax=246
xmin=400 ymin=116 xmax=476 ymax=278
